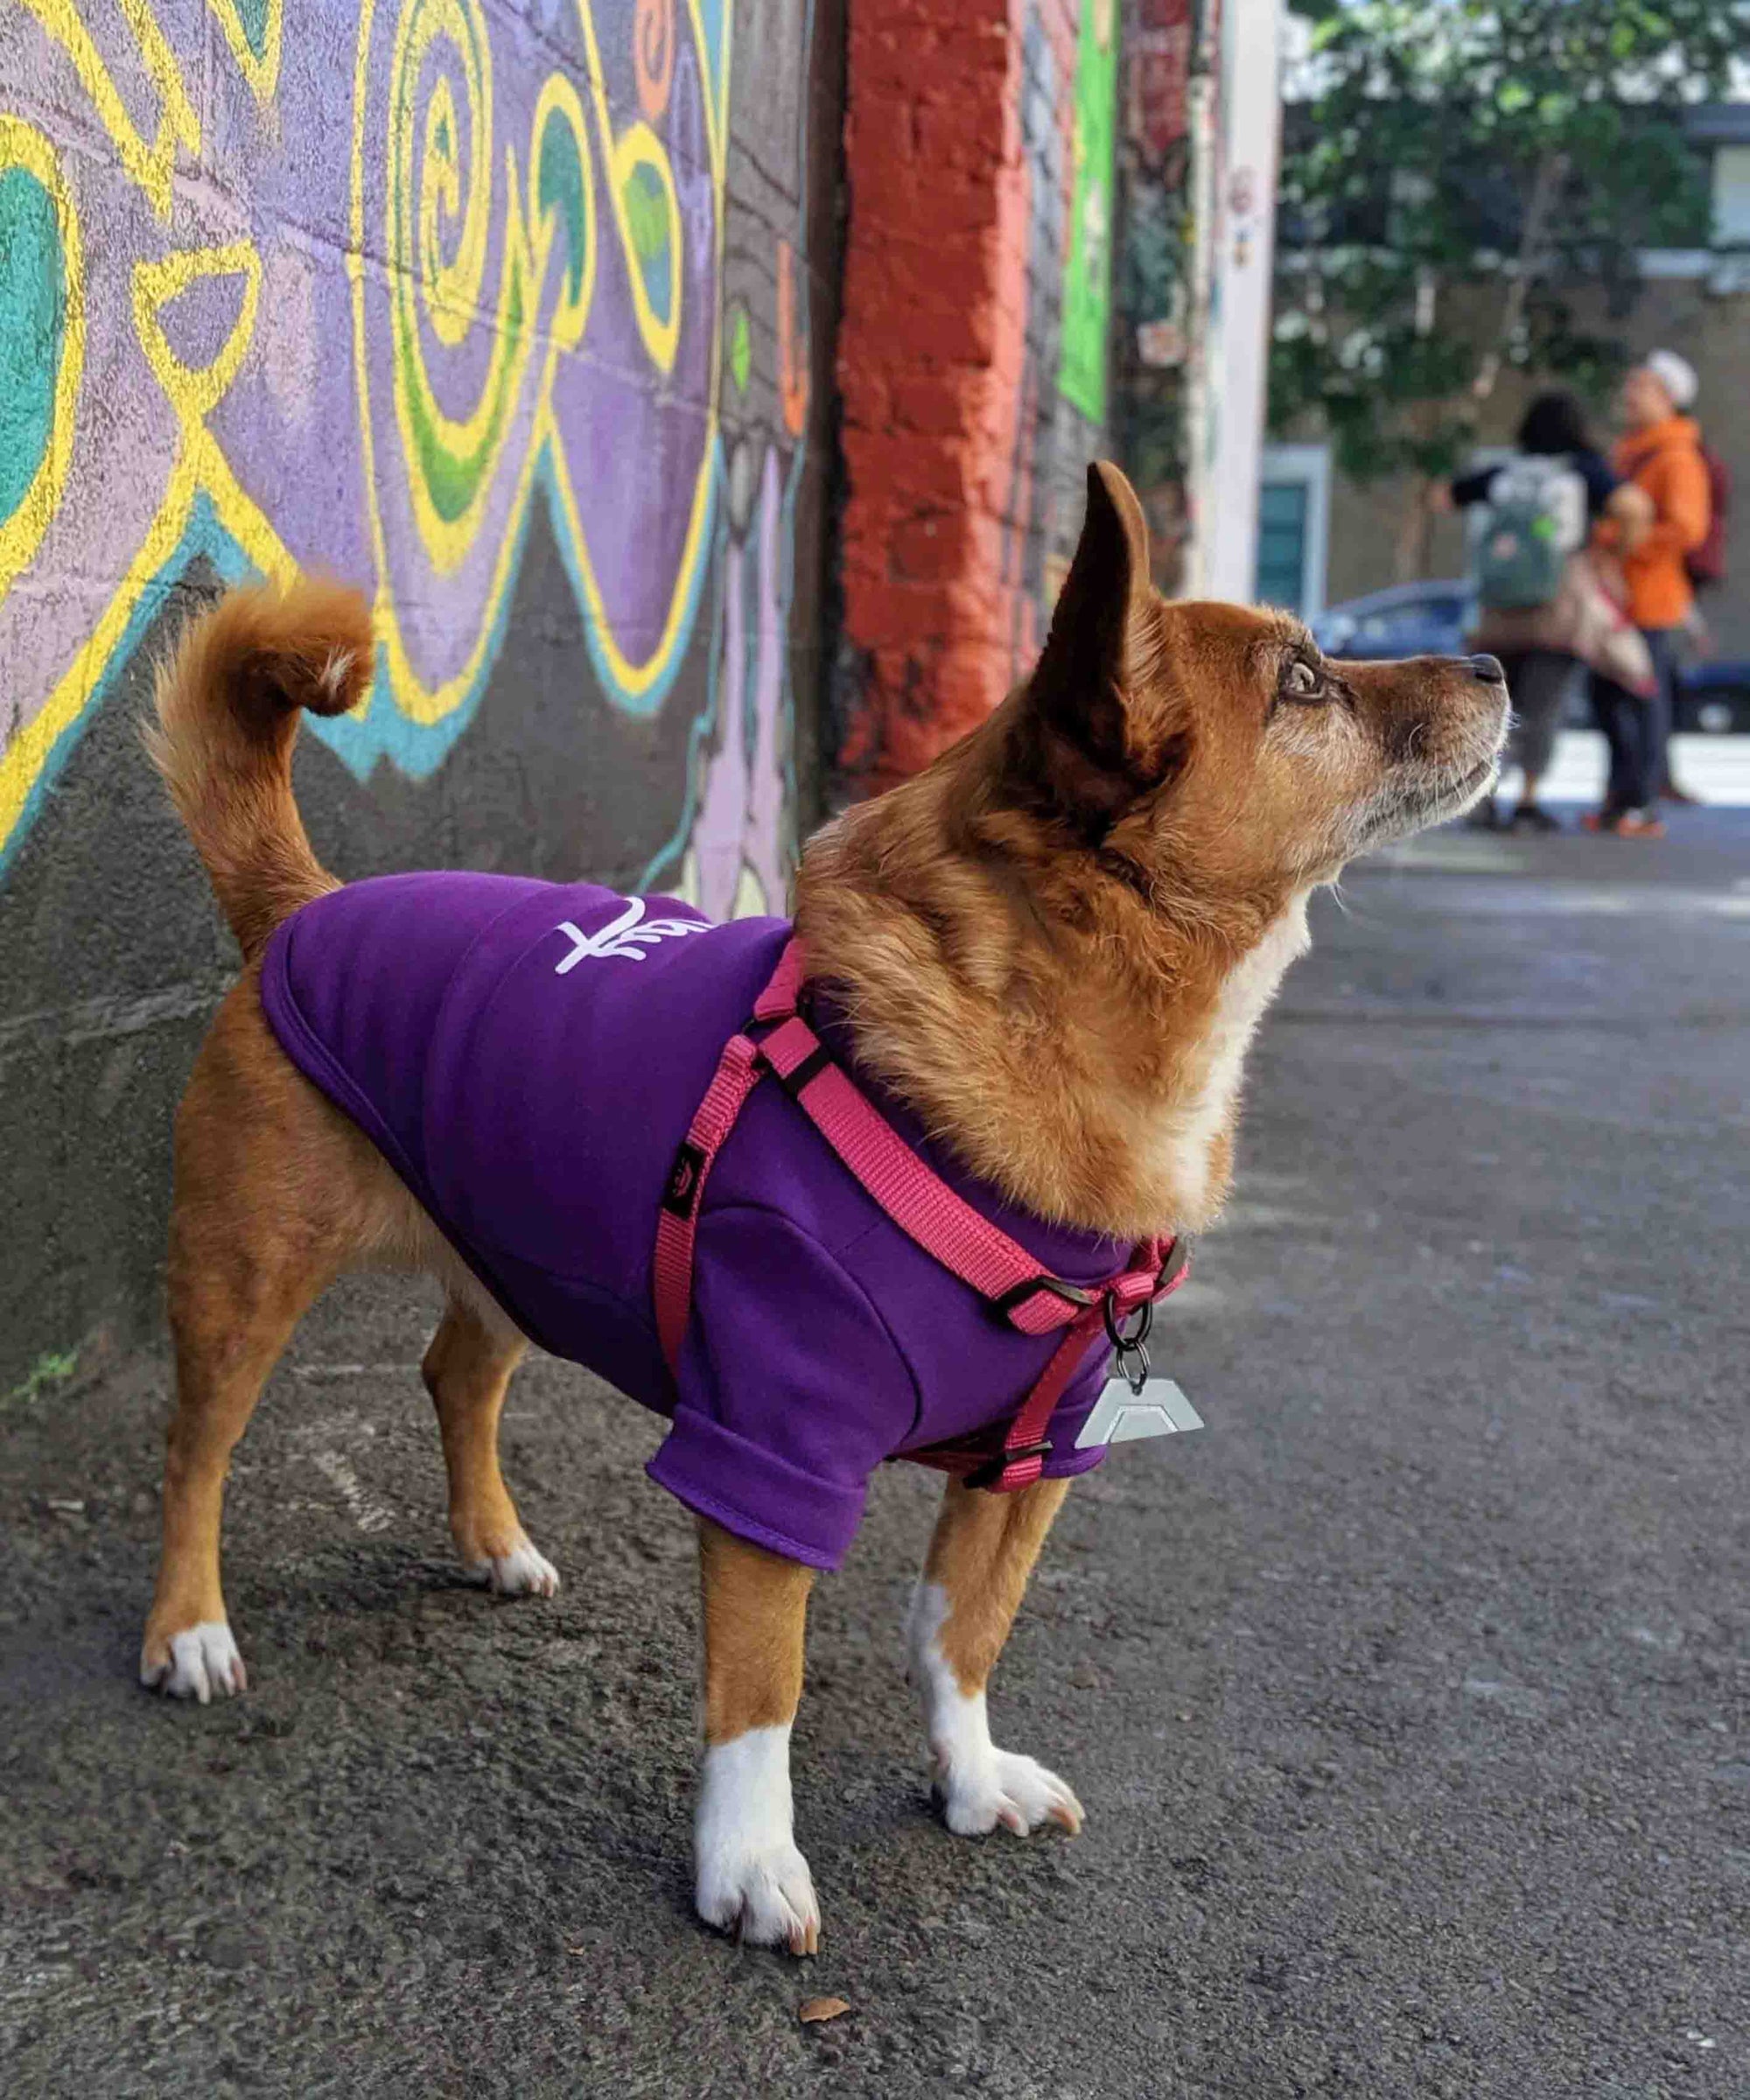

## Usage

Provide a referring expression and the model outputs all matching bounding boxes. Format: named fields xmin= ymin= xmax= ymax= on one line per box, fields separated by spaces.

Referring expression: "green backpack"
xmin=1471 ymin=456 xmax=1588 ymax=611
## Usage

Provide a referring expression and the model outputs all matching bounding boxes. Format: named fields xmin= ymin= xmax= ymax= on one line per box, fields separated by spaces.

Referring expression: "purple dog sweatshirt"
xmin=260 ymin=876 xmax=1126 ymax=1568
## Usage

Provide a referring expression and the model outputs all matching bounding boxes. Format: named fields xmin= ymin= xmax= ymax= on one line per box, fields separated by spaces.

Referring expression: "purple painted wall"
xmin=0 ymin=0 xmax=843 ymax=1386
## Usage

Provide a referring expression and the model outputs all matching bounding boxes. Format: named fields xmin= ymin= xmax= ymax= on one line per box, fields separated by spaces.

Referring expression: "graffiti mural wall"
xmin=1111 ymin=0 xmax=1203 ymax=596
xmin=997 ymin=0 xmax=1120 ymax=668
xmin=0 ymin=0 xmax=842 ymax=1382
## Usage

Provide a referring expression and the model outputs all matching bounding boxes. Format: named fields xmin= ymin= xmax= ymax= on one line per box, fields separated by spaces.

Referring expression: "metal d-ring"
xmin=1104 ymin=1296 xmax=1154 ymax=1395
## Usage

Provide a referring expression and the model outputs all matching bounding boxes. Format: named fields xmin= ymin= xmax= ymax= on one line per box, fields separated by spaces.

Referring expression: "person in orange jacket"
xmin=1585 ymin=351 xmax=1712 ymax=836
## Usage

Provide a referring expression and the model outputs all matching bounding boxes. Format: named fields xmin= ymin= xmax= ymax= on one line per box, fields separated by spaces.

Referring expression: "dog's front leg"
xmin=906 ymin=1477 xmax=1083 ymax=1838
xmin=693 ymin=1519 xmax=820 ymax=1953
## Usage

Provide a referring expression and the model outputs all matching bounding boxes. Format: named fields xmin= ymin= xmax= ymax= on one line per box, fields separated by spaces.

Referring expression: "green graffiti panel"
xmin=1058 ymin=0 xmax=1117 ymax=424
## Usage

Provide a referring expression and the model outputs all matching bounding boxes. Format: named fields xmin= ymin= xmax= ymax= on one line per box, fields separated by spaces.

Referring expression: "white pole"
xmin=1205 ymin=0 xmax=1283 ymax=602
xmin=1180 ymin=3 xmax=1220 ymax=600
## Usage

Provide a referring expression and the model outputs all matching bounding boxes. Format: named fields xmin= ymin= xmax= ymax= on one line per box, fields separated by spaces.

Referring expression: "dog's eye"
xmin=1280 ymin=659 xmax=1323 ymax=701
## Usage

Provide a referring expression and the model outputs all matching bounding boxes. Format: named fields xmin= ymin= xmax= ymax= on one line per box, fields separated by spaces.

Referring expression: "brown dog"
xmin=140 ymin=462 xmax=1507 ymax=1951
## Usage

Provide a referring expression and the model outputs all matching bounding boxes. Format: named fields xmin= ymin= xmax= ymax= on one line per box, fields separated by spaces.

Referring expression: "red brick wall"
xmin=836 ymin=0 xmax=1108 ymax=793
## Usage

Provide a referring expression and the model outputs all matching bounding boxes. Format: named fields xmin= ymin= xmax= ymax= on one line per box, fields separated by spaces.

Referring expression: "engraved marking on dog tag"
xmin=1075 ymin=1376 xmax=1204 ymax=1449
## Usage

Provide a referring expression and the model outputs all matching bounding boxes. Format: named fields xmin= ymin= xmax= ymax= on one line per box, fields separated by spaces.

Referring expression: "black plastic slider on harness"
xmin=962 ymin=1438 xmax=1053 ymax=1491
xmin=662 ymin=1140 xmax=708 ymax=1220
xmin=990 ymin=1274 xmax=1097 ymax=1321
xmin=770 ymin=1042 xmax=836 ymax=1097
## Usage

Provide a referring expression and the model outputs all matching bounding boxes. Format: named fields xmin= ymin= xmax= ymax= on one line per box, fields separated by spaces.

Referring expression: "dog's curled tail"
xmin=147 ymin=579 xmax=374 ymax=958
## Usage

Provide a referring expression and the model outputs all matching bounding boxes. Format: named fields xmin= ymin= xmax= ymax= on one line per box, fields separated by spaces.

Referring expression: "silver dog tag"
xmin=1075 ymin=1375 xmax=1204 ymax=1449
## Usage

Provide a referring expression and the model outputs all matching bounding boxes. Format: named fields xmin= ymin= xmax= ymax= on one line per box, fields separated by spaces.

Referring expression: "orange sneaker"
xmin=1614 ymin=810 xmax=1666 ymax=838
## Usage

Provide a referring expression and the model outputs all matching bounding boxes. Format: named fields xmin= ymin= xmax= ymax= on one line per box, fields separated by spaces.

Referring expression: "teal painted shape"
xmin=696 ymin=0 xmax=729 ymax=124
xmin=536 ymin=112 xmax=588 ymax=303
xmin=233 ymin=0 xmax=272 ymax=62
xmin=0 ymin=165 xmax=64 ymax=528
xmin=623 ymin=164 xmax=673 ymax=326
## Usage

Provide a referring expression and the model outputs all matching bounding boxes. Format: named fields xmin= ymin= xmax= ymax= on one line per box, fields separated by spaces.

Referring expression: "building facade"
xmin=1261 ymin=103 xmax=1750 ymax=650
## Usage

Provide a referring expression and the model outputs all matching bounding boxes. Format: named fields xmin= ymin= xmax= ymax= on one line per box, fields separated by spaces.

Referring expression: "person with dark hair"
xmin=1513 ymin=391 xmax=1593 ymax=458
xmin=1439 ymin=390 xmax=1646 ymax=832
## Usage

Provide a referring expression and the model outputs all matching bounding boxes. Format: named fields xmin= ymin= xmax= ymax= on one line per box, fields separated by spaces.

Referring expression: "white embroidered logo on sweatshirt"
xmin=553 ymin=897 xmax=710 ymax=972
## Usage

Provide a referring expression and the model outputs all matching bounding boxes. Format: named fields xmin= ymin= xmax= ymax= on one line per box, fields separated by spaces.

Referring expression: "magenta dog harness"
xmin=260 ymin=875 xmax=1188 ymax=1567
xmin=653 ymin=934 xmax=1187 ymax=1494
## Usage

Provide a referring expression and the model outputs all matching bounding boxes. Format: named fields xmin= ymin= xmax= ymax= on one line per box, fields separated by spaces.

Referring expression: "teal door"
xmin=1256 ymin=480 xmax=1309 ymax=612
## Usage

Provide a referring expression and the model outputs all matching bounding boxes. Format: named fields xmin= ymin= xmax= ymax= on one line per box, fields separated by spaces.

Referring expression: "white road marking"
xmin=311 ymin=1449 xmax=395 ymax=1534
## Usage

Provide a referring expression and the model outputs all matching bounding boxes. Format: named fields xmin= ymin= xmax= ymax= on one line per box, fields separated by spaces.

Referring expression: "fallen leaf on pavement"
xmin=799 ymin=1996 xmax=850 ymax=2025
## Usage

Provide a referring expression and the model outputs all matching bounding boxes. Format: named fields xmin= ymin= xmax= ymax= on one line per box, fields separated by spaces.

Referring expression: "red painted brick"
xmin=837 ymin=0 xmax=1088 ymax=793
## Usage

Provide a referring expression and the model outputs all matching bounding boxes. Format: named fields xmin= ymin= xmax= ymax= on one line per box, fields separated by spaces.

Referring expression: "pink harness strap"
xmin=653 ymin=938 xmax=1188 ymax=1494
xmin=651 ymin=944 xmax=804 ymax=1370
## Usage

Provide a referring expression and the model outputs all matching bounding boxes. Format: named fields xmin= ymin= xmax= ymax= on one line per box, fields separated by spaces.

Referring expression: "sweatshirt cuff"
xmin=648 ymin=1408 xmax=867 ymax=1571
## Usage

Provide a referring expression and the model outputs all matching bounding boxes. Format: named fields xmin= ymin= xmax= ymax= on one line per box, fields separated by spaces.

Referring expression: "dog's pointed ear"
xmin=1009 ymin=462 xmax=1185 ymax=836
xmin=1040 ymin=460 xmax=1156 ymax=690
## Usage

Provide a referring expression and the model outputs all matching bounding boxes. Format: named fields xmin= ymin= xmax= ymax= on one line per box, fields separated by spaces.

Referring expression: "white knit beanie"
xmin=1643 ymin=349 xmax=1698 ymax=410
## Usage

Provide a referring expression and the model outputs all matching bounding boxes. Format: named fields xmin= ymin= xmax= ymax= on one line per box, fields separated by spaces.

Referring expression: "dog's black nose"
xmin=1467 ymin=654 xmax=1507 ymax=684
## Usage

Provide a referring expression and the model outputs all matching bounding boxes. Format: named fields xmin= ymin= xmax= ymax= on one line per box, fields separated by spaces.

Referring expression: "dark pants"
xmin=1591 ymin=627 xmax=1676 ymax=813
xmin=1497 ymin=649 xmax=1576 ymax=786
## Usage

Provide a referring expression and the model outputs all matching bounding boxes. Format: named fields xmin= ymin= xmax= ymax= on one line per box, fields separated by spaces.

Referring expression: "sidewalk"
xmin=1530 ymin=728 xmax=1750 ymax=808
xmin=4 ymin=812 xmax=1746 ymax=2097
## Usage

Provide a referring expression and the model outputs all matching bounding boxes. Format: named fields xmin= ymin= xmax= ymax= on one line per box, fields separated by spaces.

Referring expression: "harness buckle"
xmin=963 ymin=1440 xmax=1053 ymax=1492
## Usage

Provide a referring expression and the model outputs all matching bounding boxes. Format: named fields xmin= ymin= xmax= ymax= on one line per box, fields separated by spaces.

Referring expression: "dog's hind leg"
xmin=420 ymin=1295 xmax=556 ymax=1597
xmin=141 ymin=1210 xmax=332 ymax=1703
xmin=142 ymin=975 xmax=402 ymax=1700
xmin=905 ymin=1476 xmax=1083 ymax=1838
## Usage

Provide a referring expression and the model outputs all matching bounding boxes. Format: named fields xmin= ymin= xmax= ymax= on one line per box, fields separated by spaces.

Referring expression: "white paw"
xmin=140 ymin=1621 xmax=248 ymax=1704
xmin=934 ymin=1747 xmax=1084 ymax=1838
xmin=468 ymin=1537 xmax=560 ymax=1597
xmin=906 ymin=1581 xmax=1082 ymax=1838
xmin=936 ymin=1739 xmax=1083 ymax=1839
xmin=694 ymin=1726 xmax=819 ymax=1954
xmin=696 ymin=1838 xmax=821 ymax=1955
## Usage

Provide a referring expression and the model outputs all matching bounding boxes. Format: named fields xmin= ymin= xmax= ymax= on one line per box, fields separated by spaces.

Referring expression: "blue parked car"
xmin=1311 ymin=581 xmax=1474 ymax=664
xmin=1311 ymin=581 xmax=1750 ymax=732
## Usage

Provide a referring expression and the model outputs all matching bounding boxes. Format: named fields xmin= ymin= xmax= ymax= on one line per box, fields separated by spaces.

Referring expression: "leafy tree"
xmin=1270 ymin=0 xmax=1746 ymax=573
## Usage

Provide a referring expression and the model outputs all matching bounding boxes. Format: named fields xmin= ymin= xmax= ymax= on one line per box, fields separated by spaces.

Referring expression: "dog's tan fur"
xmin=797 ymin=468 xmax=1494 ymax=1236
xmin=138 ymin=463 xmax=1506 ymax=1944
xmin=920 ymin=1479 xmax=1073 ymax=1699
xmin=699 ymin=1524 xmax=817 ymax=1743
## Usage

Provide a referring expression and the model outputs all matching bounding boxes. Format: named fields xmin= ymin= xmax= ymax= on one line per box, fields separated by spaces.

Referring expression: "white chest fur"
xmin=1143 ymin=892 xmax=1312 ymax=1227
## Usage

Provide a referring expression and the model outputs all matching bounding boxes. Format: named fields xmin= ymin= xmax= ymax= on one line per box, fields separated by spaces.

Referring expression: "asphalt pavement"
xmin=4 ymin=801 xmax=1747 ymax=2098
